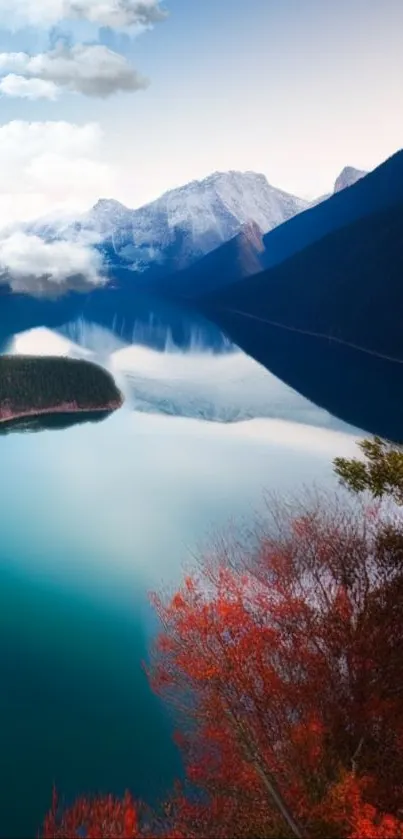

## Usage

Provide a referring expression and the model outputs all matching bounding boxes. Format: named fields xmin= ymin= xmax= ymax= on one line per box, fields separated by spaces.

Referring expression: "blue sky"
xmin=0 ymin=0 xmax=401 ymax=224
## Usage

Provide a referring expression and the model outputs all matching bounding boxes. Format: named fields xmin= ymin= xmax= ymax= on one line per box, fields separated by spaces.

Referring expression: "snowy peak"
xmin=334 ymin=166 xmax=367 ymax=193
xmin=87 ymin=198 xmax=134 ymax=234
xmin=145 ymin=169 xmax=309 ymax=238
xmin=161 ymin=169 xmax=269 ymax=196
xmin=92 ymin=198 xmax=130 ymax=213
xmin=24 ymin=170 xmax=310 ymax=278
xmin=81 ymin=170 xmax=310 ymax=272
xmin=309 ymin=166 xmax=368 ymax=208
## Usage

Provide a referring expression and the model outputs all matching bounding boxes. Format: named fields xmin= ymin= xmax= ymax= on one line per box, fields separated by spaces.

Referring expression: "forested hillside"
xmin=0 ymin=356 xmax=123 ymax=421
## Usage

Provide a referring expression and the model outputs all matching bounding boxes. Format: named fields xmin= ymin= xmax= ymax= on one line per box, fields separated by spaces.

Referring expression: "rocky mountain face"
xmin=333 ymin=166 xmax=367 ymax=193
xmin=14 ymin=161 xmax=373 ymax=300
xmin=28 ymin=171 xmax=309 ymax=276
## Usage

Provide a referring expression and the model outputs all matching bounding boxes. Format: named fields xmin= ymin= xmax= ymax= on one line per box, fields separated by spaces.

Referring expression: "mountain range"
xmin=24 ymin=165 xmax=365 ymax=290
xmin=1 ymin=156 xmax=398 ymax=343
xmin=27 ymin=171 xmax=309 ymax=277
xmin=171 ymin=154 xmax=401 ymax=299
xmin=201 ymin=182 xmax=403 ymax=357
xmin=1 ymin=150 xmax=403 ymax=441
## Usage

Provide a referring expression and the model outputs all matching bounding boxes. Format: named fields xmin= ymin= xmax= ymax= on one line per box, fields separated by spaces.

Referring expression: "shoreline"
xmin=0 ymin=401 xmax=123 ymax=426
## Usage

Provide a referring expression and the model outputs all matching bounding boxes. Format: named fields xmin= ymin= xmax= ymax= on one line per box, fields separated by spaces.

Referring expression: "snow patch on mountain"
xmin=150 ymin=171 xmax=309 ymax=240
xmin=86 ymin=171 xmax=310 ymax=269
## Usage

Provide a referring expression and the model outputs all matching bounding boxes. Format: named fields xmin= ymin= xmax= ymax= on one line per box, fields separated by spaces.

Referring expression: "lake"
xmin=0 ymin=300 xmax=362 ymax=837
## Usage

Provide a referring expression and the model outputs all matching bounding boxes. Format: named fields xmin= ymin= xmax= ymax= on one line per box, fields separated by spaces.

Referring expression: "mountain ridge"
xmin=199 ymin=200 xmax=403 ymax=359
xmin=256 ymin=149 xmax=403 ymax=273
xmin=25 ymin=170 xmax=309 ymax=279
xmin=8 ymin=158 xmax=385 ymax=300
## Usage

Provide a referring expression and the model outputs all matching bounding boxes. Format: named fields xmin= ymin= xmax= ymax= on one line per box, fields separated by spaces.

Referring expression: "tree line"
xmin=0 ymin=356 xmax=122 ymax=415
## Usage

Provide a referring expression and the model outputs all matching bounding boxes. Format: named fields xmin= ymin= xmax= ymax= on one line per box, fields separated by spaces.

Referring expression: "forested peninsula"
xmin=0 ymin=355 xmax=123 ymax=424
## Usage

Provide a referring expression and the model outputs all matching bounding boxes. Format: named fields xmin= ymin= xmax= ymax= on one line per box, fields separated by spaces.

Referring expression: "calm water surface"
xmin=0 ymin=312 xmax=361 ymax=837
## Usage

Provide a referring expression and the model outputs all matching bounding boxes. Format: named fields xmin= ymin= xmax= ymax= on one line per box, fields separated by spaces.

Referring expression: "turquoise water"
xmin=0 ymin=351 xmax=360 ymax=837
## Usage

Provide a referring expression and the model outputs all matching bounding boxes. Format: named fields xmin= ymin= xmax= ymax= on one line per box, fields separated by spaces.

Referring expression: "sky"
xmin=0 ymin=0 xmax=401 ymax=228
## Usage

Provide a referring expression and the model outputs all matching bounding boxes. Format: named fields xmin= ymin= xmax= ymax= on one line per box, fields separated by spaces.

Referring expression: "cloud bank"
xmin=0 ymin=121 xmax=108 ymax=292
xmin=0 ymin=230 xmax=105 ymax=295
xmin=0 ymin=74 xmax=59 ymax=99
xmin=0 ymin=44 xmax=149 ymax=98
xmin=0 ymin=120 xmax=115 ymax=226
xmin=0 ymin=0 xmax=167 ymax=30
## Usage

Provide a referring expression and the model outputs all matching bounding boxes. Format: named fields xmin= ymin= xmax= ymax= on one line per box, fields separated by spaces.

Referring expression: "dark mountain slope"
xmin=160 ymin=151 xmax=401 ymax=298
xmin=191 ymin=200 xmax=403 ymax=441
xmin=154 ymin=221 xmax=266 ymax=297
xmin=201 ymin=201 xmax=403 ymax=360
xmin=257 ymin=149 xmax=403 ymax=270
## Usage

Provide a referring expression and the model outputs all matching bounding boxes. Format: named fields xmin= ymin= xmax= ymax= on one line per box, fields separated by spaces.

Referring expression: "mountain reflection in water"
xmin=197 ymin=305 xmax=403 ymax=443
xmin=0 ymin=411 xmax=114 ymax=436
xmin=0 ymin=297 xmax=366 ymax=838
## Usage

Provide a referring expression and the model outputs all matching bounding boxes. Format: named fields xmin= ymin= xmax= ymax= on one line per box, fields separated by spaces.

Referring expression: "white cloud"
xmin=0 ymin=230 xmax=105 ymax=295
xmin=0 ymin=43 xmax=148 ymax=98
xmin=67 ymin=0 xmax=168 ymax=28
xmin=0 ymin=0 xmax=167 ymax=30
xmin=0 ymin=120 xmax=116 ymax=226
xmin=0 ymin=73 xmax=59 ymax=99
xmin=0 ymin=118 xmax=103 ymax=158
xmin=0 ymin=122 xmax=108 ymax=290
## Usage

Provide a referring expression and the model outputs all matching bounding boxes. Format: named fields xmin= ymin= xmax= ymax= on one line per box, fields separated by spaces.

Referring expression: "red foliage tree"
xmin=147 ymin=495 xmax=403 ymax=837
xmin=42 ymin=788 xmax=142 ymax=838
xmin=41 ymin=494 xmax=403 ymax=838
xmin=319 ymin=772 xmax=403 ymax=838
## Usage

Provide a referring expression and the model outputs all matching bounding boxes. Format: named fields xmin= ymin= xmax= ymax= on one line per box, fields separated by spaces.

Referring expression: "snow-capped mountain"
xmin=88 ymin=170 xmax=308 ymax=247
xmin=18 ymin=164 xmax=370 ymax=298
xmin=333 ymin=166 xmax=367 ymax=193
xmin=28 ymin=171 xmax=309 ymax=275
xmin=87 ymin=198 xmax=135 ymax=236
